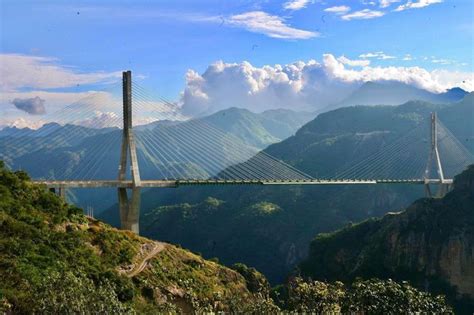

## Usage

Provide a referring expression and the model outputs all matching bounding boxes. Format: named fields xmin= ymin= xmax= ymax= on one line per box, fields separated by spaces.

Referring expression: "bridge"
xmin=4 ymin=71 xmax=471 ymax=233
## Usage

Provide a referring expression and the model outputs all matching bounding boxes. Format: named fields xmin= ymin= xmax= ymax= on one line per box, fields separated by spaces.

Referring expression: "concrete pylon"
xmin=424 ymin=112 xmax=450 ymax=198
xmin=118 ymin=71 xmax=141 ymax=233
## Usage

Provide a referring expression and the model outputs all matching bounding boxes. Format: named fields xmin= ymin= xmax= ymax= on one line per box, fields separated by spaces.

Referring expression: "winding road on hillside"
xmin=125 ymin=242 xmax=166 ymax=278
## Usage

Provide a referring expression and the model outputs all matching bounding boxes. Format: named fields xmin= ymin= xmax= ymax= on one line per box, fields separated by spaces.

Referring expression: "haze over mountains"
xmin=322 ymin=81 xmax=468 ymax=113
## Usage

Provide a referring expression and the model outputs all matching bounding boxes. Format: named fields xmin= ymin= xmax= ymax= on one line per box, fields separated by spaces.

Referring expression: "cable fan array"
xmin=2 ymin=83 xmax=124 ymax=181
xmin=434 ymin=117 xmax=474 ymax=179
xmin=131 ymin=81 xmax=313 ymax=181
xmin=3 ymin=78 xmax=472 ymax=184
xmin=333 ymin=116 xmax=474 ymax=181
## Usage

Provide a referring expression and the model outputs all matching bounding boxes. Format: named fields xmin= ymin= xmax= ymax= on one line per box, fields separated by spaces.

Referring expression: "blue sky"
xmin=0 ymin=0 xmax=473 ymax=127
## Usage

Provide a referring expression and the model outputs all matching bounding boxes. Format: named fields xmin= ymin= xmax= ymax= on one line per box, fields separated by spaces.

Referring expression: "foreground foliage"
xmin=0 ymin=161 xmax=454 ymax=313
xmin=0 ymin=161 xmax=274 ymax=313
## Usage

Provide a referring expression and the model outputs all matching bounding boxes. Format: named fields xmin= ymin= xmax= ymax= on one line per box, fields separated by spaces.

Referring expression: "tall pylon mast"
xmin=424 ymin=112 xmax=449 ymax=197
xmin=118 ymin=71 xmax=141 ymax=233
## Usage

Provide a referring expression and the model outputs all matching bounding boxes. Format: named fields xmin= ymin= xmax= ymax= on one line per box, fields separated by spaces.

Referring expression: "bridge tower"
xmin=118 ymin=71 xmax=141 ymax=233
xmin=424 ymin=112 xmax=450 ymax=198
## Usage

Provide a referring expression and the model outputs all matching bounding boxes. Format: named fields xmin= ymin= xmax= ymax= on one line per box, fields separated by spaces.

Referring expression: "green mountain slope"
xmin=300 ymin=165 xmax=474 ymax=313
xmin=0 ymin=162 xmax=452 ymax=313
xmin=1 ymin=107 xmax=312 ymax=213
xmin=101 ymin=94 xmax=473 ymax=284
xmin=0 ymin=162 xmax=277 ymax=313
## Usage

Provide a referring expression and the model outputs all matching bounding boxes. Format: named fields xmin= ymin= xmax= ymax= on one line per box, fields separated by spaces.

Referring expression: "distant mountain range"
xmin=0 ymin=107 xmax=313 ymax=211
xmin=321 ymin=81 xmax=468 ymax=113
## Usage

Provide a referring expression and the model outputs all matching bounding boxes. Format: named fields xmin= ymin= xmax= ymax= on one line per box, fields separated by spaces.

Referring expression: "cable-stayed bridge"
xmin=4 ymin=71 xmax=473 ymax=233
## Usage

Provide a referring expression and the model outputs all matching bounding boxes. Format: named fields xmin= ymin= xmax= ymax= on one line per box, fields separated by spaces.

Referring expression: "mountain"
xmin=322 ymin=82 xmax=468 ymax=113
xmin=0 ymin=162 xmax=277 ymax=313
xmin=300 ymin=165 xmax=474 ymax=313
xmin=100 ymin=93 xmax=474 ymax=284
xmin=200 ymin=107 xmax=313 ymax=148
xmin=0 ymin=162 xmax=452 ymax=313
xmin=0 ymin=107 xmax=312 ymax=213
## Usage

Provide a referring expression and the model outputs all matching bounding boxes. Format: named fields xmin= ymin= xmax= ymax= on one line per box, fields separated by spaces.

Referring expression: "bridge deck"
xmin=32 ymin=178 xmax=452 ymax=189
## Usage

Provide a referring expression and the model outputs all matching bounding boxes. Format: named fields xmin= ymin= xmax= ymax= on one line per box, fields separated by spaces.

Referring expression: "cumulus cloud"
xmin=394 ymin=0 xmax=442 ymax=11
xmin=180 ymin=54 xmax=473 ymax=116
xmin=0 ymin=54 xmax=121 ymax=92
xmin=73 ymin=111 xmax=121 ymax=129
xmin=283 ymin=0 xmax=311 ymax=10
xmin=226 ymin=11 xmax=318 ymax=39
xmin=341 ymin=9 xmax=385 ymax=20
xmin=324 ymin=6 xmax=351 ymax=14
xmin=11 ymin=96 xmax=46 ymax=115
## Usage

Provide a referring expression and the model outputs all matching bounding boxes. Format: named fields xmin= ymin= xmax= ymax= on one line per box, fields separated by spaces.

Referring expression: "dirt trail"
xmin=124 ymin=242 xmax=166 ymax=277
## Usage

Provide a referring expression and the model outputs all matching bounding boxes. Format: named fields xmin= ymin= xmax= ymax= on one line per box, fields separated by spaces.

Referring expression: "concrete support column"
xmin=118 ymin=70 xmax=142 ymax=233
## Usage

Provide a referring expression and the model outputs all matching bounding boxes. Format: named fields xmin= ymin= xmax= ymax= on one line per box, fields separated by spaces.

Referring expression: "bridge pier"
xmin=49 ymin=187 xmax=67 ymax=200
xmin=118 ymin=187 xmax=141 ymax=233
xmin=118 ymin=70 xmax=142 ymax=233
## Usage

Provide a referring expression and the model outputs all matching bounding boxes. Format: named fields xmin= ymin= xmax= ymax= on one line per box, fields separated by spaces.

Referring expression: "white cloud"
xmin=0 ymin=117 xmax=46 ymax=130
xmin=402 ymin=54 xmax=413 ymax=61
xmin=359 ymin=51 xmax=396 ymax=60
xmin=324 ymin=6 xmax=351 ymax=14
xmin=379 ymin=0 xmax=401 ymax=8
xmin=341 ymin=9 xmax=385 ymax=20
xmin=0 ymin=54 xmax=121 ymax=92
xmin=180 ymin=54 xmax=473 ymax=116
xmin=394 ymin=0 xmax=442 ymax=11
xmin=337 ymin=56 xmax=371 ymax=67
xmin=226 ymin=11 xmax=318 ymax=39
xmin=74 ymin=111 xmax=121 ymax=129
xmin=431 ymin=58 xmax=453 ymax=65
xmin=283 ymin=0 xmax=311 ymax=10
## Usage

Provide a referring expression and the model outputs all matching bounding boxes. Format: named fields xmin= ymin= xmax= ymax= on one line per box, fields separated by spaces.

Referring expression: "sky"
xmin=0 ymin=0 xmax=473 ymax=128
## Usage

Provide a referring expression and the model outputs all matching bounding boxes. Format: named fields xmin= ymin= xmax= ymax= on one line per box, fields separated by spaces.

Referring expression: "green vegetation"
xmin=0 ymin=161 xmax=276 ymax=313
xmin=0 ymin=162 xmax=456 ymax=312
xmin=300 ymin=164 xmax=474 ymax=313
xmin=281 ymin=277 xmax=451 ymax=313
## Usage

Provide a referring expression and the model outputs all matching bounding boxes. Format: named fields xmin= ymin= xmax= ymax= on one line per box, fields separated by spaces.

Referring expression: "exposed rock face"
xmin=300 ymin=165 xmax=474 ymax=307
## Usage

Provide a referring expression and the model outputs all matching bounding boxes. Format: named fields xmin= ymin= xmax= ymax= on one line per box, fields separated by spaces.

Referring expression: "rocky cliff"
xmin=300 ymin=165 xmax=474 ymax=312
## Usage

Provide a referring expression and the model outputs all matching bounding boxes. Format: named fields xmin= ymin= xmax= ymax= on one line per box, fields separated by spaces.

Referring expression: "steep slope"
xmin=300 ymin=165 xmax=474 ymax=313
xmin=0 ymin=162 xmax=276 ymax=313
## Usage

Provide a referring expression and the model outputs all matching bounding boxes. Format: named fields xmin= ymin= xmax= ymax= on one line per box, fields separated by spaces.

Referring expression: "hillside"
xmin=0 ymin=162 xmax=454 ymax=313
xmin=0 ymin=161 xmax=277 ymax=313
xmin=101 ymin=93 xmax=474 ymax=283
xmin=300 ymin=165 xmax=474 ymax=313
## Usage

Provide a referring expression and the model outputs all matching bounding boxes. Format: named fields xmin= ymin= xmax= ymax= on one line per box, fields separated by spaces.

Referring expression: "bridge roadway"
xmin=32 ymin=178 xmax=453 ymax=189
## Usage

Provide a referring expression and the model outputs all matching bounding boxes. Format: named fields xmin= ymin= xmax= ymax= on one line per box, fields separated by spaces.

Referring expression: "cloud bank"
xmin=0 ymin=54 xmax=121 ymax=92
xmin=11 ymin=97 xmax=46 ymax=115
xmin=181 ymin=54 xmax=473 ymax=116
